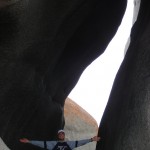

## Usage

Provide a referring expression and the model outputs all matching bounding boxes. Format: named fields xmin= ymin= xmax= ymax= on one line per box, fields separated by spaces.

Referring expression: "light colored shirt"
xmin=30 ymin=138 xmax=92 ymax=150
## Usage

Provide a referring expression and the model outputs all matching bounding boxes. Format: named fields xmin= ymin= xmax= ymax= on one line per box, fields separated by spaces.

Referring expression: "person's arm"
xmin=77 ymin=136 xmax=100 ymax=146
xmin=20 ymin=138 xmax=45 ymax=148
xmin=19 ymin=138 xmax=57 ymax=149
xmin=67 ymin=136 xmax=100 ymax=149
xmin=30 ymin=140 xmax=45 ymax=148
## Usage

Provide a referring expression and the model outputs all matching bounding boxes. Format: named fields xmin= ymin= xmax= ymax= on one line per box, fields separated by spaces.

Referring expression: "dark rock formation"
xmin=97 ymin=0 xmax=150 ymax=150
xmin=0 ymin=0 xmax=128 ymax=150
xmin=64 ymin=98 xmax=98 ymax=150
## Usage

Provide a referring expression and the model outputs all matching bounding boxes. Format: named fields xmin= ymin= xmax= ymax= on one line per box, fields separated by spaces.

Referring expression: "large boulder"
xmin=0 ymin=0 xmax=127 ymax=150
xmin=2 ymin=0 xmax=150 ymax=149
xmin=97 ymin=0 xmax=150 ymax=150
xmin=64 ymin=98 xmax=98 ymax=150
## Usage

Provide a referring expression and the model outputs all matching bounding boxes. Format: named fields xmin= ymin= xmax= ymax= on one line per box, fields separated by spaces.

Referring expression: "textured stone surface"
xmin=64 ymin=98 xmax=98 ymax=150
xmin=0 ymin=0 xmax=127 ymax=150
xmin=2 ymin=0 xmax=150 ymax=149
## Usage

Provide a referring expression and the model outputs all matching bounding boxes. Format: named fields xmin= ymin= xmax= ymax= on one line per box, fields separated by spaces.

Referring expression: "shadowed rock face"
xmin=0 ymin=0 xmax=127 ymax=150
xmin=97 ymin=0 xmax=150 ymax=150
xmin=0 ymin=0 xmax=19 ymax=8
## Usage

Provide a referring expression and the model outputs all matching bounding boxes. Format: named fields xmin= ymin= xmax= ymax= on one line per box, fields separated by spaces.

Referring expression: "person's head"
xmin=57 ymin=129 xmax=65 ymax=141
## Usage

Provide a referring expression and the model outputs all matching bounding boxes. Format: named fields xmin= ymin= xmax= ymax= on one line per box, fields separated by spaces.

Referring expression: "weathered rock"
xmin=64 ymin=98 xmax=98 ymax=150
xmin=2 ymin=0 xmax=150 ymax=149
xmin=0 ymin=0 xmax=127 ymax=150
xmin=97 ymin=0 xmax=150 ymax=150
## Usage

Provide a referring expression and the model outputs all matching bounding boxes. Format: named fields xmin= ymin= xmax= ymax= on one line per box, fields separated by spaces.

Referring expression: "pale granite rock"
xmin=0 ymin=138 xmax=10 ymax=150
xmin=64 ymin=98 xmax=99 ymax=150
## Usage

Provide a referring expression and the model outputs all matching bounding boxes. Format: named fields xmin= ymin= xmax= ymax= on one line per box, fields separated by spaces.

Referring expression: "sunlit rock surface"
xmin=0 ymin=0 xmax=127 ymax=150
xmin=64 ymin=98 xmax=98 ymax=150
xmin=0 ymin=138 xmax=10 ymax=150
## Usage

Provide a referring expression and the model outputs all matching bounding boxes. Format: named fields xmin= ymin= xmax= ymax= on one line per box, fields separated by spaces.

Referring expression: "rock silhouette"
xmin=1 ymin=0 xmax=150 ymax=150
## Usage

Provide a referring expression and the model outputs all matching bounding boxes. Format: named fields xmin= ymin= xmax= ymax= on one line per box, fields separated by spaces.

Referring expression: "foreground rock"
xmin=0 ymin=1 xmax=126 ymax=149
xmin=97 ymin=1 xmax=150 ymax=150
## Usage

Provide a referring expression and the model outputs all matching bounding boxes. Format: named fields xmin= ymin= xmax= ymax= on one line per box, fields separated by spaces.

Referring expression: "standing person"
xmin=20 ymin=129 xmax=100 ymax=150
